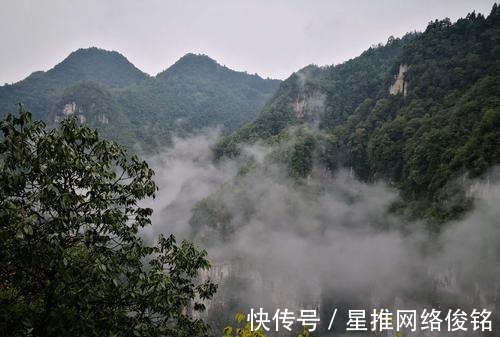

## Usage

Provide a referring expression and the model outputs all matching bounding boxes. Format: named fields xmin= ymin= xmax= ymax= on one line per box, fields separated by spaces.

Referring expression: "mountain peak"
xmin=65 ymin=47 xmax=122 ymax=59
xmin=156 ymin=53 xmax=222 ymax=78
xmin=48 ymin=47 xmax=148 ymax=87
xmin=178 ymin=53 xmax=218 ymax=64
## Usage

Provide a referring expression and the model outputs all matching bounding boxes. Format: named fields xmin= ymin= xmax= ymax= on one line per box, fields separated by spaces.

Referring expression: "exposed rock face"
xmin=97 ymin=113 xmax=109 ymax=124
xmin=196 ymin=258 xmax=321 ymax=320
xmin=56 ymin=101 xmax=109 ymax=125
xmin=293 ymin=97 xmax=308 ymax=118
xmin=389 ymin=64 xmax=408 ymax=96
xmin=77 ymin=114 xmax=86 ymax=124
xmin=62 ymin=102 xmax=77 ymax=116
xmin=56 ymin=101 xmax=83 ymax=123
xmin=196 ymin=257 xmax=499 ymax=336
xmin=467 ymin=178 xmax=491 ymax=200
xmin=292 ymin=92 xmax=326 ymax=121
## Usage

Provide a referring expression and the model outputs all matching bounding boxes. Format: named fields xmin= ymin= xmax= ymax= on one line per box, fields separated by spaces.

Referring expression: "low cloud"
xmin=142 ymin=131 xmax=499 ymax=334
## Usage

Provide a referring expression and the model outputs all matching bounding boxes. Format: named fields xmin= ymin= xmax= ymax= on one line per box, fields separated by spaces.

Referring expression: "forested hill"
xmin=214 ymin=4 xmax=500 ymax=224
xmin=47 ymin=48 xmax=149 ymax=87
xmin=0 ymin=48 xmax=148 ymax=122
xmin=0 ymin=48 xmax=281 ymax=152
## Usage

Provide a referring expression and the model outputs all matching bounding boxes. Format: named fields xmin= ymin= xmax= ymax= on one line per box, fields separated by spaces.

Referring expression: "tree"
xmin=0 ymin=105 xmax=216 ymax=337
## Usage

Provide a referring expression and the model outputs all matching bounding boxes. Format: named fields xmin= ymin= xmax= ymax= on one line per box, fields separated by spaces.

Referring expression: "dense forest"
xmin=2 ymin=3 xmax=500 ymax=337
xmin=214 ymin=4 xmax=500 ymax=225
xmin=0 ymin=48 xmax=280 ymax=152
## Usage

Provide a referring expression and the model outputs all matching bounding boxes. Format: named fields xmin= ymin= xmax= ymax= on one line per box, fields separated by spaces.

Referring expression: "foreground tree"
xmin=0 ymin=105 xmax=216 ymax=337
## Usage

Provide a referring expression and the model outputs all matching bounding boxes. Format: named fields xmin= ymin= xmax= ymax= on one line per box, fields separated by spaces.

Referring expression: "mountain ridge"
xmin=5 ymin=48 xmax=279 ymax=87
xmin=0 ymin=48 xmax=281 ymax=152
xmin=213 ymin=4 xmax=500 ymax=224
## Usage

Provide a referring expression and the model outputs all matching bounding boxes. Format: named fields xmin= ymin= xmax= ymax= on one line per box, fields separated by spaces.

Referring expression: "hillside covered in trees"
xmin=0 ymin=48 xmax=281 ymax=152
xmin=2 ymin=3 xmax=500 ymax=337
xmin=214 ymin=4 xmax=500 ymax=225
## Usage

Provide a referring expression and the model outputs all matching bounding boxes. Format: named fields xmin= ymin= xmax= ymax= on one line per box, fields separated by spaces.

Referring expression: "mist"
xmin=141 ymin=131 xmax=499 ymax=335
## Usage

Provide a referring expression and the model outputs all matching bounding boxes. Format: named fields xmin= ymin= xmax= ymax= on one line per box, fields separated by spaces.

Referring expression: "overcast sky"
xmin=0 ymin=0 xmax=496 ymax=83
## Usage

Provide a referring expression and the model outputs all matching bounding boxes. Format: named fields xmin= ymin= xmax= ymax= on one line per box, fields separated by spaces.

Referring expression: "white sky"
xmin=0 ymin=0 xmax=496 ymax=83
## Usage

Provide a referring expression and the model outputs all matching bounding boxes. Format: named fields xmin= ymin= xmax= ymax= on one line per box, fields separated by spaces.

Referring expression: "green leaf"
xmin=23 ymin=224 xmax=33 ymax=236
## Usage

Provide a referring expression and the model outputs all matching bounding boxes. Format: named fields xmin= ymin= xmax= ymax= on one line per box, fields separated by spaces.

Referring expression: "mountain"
xmin=47 ymin=48 xmax=149 ymax=87
xmin=0 ymin=48 xmax=281 ymax=151
xmin=0 ymin=48 xmax=148 ymax=121
xmin=214 ymin=4 xmax=500 ymax=224
xmin=112 ymin=54 xmax=281 ymax=150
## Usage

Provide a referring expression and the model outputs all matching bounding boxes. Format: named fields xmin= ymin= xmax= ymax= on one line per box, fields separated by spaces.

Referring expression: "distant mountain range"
xmin=0 ymin=47 xmax=281 ymax=151
xmin=2 ymin=5 xmax=500 ymax=224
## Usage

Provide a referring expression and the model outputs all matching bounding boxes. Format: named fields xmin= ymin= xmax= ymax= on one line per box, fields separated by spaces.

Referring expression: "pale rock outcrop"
xmin=389 ymin=64 xmax=408 ymax=96
xmin=292 ymin=92 xmax=326 ymax=120
xmin=77 ymin=114 xmax=86 ymax=124
xmin=56 ymin=102 xmax=110 ymax=125
xmin=97 ymin=113 xmax=109 ymax=124
xmin=56 ymin=102 xmax=81 ymax=123
xmin=62 ymin=102 xmax=77 ymax=116
xmin=466 ymin=178 xmax=491 ymax=200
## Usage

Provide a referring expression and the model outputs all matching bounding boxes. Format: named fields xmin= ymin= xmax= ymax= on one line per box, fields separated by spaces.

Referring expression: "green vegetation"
xmin=223 ymin=313 xmax=268 ymax=337
xmin=0 ymin=49 xmax=281 ymax=153
xmin=222 ymin=313 xmax=312 ymax=337
xmin=0 ymin=48 xmax=148 ymax=122
xmin=0 ymin=106 xmax=216 ymax=337
xmin=214 ymin=4 xmax=500 ymax=225
xmin=49 ymin=47 xmax=149 ymax=87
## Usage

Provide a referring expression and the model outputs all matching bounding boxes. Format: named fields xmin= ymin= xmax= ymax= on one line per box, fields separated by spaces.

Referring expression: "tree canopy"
xmin=0 ymin=105 xmax=216 ymax=337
